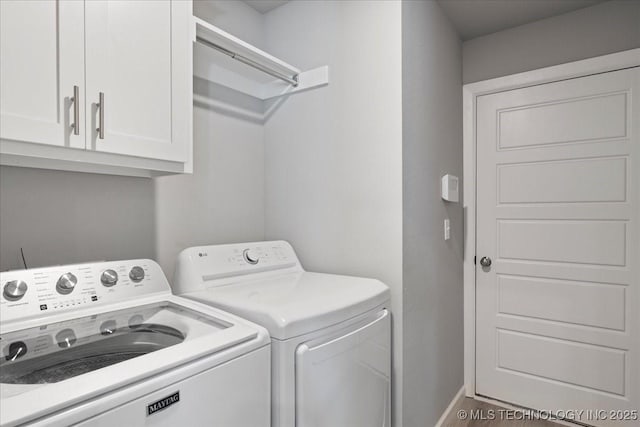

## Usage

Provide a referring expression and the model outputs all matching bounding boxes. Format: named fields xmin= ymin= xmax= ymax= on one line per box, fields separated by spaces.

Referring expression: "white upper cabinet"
xmin=0 ymin=0 xmax=192 ymax=176
xmin=86 ymin=1 xmax=186 ymax=162
xmin=0 ymin=1 xmax=85 ymax=149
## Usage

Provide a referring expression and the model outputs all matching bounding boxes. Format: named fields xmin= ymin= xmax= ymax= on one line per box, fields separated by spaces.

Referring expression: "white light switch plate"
xmin=444 ymin=218 xmax=450 ymax=240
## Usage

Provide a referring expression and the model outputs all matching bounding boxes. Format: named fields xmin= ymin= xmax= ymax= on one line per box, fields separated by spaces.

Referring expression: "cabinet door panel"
xmin=0 ymin=0 xmax=85 ymax=148
xmin=86 ymin=0 xmax=185 ymax=161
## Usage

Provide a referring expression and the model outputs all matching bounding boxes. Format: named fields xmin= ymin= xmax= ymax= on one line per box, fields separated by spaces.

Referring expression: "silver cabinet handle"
xmin=71 ymin=85 xmax=80 ymax=135
xmin=96 ymin=92 xmax=105 ymax=139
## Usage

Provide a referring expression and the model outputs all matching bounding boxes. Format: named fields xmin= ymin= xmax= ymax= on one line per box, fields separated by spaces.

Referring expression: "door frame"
xmin=462 ymin=48 xmax=640 ymax=397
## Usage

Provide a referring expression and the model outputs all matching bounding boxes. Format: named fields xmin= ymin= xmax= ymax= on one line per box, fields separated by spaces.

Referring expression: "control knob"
xmin=100 ymin=320 xmax=117 ymax=335
xmin=129 ymin=266 xmax=145 ymax=283
xmin=56 ymin=272 xmax=77 ymax=295
xmin=3 ymin=280 xmax=28 ymax=301
xmin=242 ymin=248 xmax=259 ymax=265
xmin=100 ymin=269 xmax=118 ymax=287
xmin=5 ymin=341 xmax=27 ymax=361
xmin=56 ymin=329 xmax=77 ymax=349
xmin=128 ymin=314 xmax=144 ymax=328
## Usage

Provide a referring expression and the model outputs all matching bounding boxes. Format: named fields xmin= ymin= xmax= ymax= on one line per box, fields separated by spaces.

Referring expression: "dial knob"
xmin=243 ymin=249 xmax=259 ymax=265
xmin=56 ymin=272 xmax=77 ymax=295
xmin=129 ymin=266 xmax=145 ymax=283
xmin=56 ymin=329 xmax=77 ymax=348
xmin=4 ymin=341 xmax=28 ymax=361
xmin=128 ymin=314 xmax=144 ymax=328
xmin=3 ymin=280 xmax=28 ymax=301
xmin=100 ymin=320 xmax=117 ymax=336
xmin=100 ymin=269 xmax=118 ymax=287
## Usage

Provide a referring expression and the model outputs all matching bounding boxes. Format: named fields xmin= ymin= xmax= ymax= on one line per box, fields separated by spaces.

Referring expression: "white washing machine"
xmin=173 ymin=241 xmax=391 ymax=427
xmin=0 ymin=259 xmax=271 ymax=427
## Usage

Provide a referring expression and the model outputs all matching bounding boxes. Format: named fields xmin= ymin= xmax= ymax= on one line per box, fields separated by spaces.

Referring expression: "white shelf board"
xmin=194 ymin=17 xmax=298 ymax=75
xmin=193 ymin=17 xmax=328 ymax=101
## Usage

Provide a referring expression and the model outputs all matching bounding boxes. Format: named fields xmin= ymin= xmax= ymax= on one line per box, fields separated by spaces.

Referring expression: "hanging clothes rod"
xmin=196 ymin=36 xmax=299 ymax=87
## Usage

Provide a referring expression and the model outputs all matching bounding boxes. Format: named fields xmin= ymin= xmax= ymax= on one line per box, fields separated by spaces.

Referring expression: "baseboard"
xmin=434 ymin=385 xmax=466 ymax=427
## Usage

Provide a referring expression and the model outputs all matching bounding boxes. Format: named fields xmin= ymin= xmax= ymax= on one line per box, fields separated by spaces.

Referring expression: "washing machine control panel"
xmin=0 ymin=259 xmax=168 ymax=323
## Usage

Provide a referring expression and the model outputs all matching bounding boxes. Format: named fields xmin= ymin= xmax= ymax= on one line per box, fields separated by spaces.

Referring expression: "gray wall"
xmin=154 ymin=1 xmax=266 ymax=280
xmin=154 ymin=93 xmax=265 ymax=279
xmin=402 ymin=1 xmax=464 ymax=426
xmin=0 ymin=166 xmax=154 ymax=271
xmin=263 ymin=1 xmax=404 ymax=424
xmin=463 ymin=0 xmax=640 ymax=83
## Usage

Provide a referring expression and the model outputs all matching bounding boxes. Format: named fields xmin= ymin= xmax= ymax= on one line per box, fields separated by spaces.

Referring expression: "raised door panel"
xmin=85 ymin=0 xmax=186 ymax=162
xmin=0 ymin=0 xmax=85 ymax=148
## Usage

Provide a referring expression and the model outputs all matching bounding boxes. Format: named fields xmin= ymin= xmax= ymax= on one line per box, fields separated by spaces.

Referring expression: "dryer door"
xmin=295 ymin=308 xmax=390 ymax=427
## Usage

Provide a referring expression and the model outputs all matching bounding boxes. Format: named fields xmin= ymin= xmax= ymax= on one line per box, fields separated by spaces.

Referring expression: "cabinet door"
xmin=0 ymin=0 xmax=85 ymax=148
xmin=85 ymin=1 xmax=188 ymax=162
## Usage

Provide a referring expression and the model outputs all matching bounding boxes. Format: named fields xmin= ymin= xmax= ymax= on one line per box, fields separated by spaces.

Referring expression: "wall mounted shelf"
xmin=193 ymin=17 xmax=329 ymax=100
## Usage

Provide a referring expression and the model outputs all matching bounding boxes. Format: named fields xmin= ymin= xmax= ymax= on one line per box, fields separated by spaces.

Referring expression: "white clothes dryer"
xmin=173 ymin=241 xmax=391 ymax=427
xmin=0 ymin=259 xmax=270 ymax=427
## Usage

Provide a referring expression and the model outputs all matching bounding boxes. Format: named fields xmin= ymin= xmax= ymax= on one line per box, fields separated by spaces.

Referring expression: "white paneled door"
xmin=476 ymin=67 xmax=639 ymax=426
xmin=85 ymin=0 xmax=185 ymax=162
xmin=0 ymin=0 xmax=85 ymax=148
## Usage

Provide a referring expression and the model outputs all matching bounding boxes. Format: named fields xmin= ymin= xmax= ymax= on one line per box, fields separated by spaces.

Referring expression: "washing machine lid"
xmin=184 ymin=272 xmax=390 ymax=340
xmin=0 ymin=295 xmax=267 ymax=426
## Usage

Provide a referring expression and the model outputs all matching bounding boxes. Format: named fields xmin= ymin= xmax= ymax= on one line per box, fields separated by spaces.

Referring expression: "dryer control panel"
xmin=0 ymin=260 xmax=170 ymax=324
xmin=173 ymin=240 xmax=303 ymax=293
